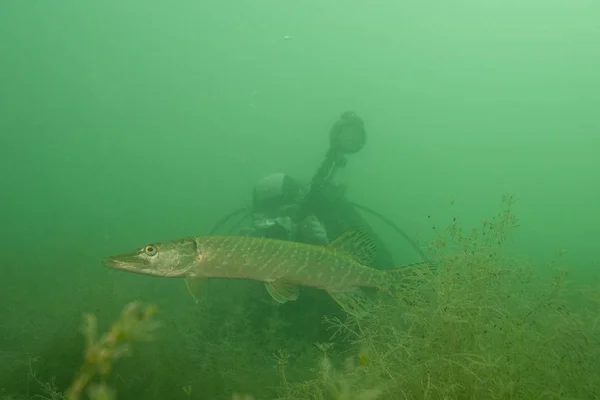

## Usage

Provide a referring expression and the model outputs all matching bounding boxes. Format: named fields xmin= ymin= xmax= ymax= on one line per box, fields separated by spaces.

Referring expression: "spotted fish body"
xmin=102 ymin=230 xmax=427 ymax=307
xmin=192 ymin=235 xmax=383 ymax=292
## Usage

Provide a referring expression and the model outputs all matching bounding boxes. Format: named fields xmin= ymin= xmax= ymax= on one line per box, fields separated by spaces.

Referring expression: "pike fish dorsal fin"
xmin=327 ymin=229 xmax=377 ymax=266
xmin=265 ymin=280 xmax=299 ymax=304
xmin=185 ymin=275 xmax=208 ymax=304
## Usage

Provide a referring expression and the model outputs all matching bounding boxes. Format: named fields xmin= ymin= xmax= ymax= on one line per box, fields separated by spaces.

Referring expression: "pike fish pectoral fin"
xmin=185 ymin=275 xmax=209 ymax=304
xmin=265 ymin=280 xmax=299 ymax=304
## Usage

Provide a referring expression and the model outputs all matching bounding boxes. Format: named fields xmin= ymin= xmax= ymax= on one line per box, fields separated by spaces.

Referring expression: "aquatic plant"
xmin=8 ymin=195 xmax=599 ymax=400
xmin=65 ymin=302 xmax=159 ymax=400
xmin=274 ymin=195 xmax=600 ymax=399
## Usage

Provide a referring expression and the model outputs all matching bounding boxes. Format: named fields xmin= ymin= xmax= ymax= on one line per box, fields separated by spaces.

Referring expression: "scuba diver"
xmin=241 ymin=171 xmax=397 ymax=269
xmin=240 ymin=172 xmax=331 ymax=245
xmin=210 ymin=111 xmax=427 ymax=270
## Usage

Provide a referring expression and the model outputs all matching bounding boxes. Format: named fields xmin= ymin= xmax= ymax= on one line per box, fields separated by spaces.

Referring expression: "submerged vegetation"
xmin=5 ymin=195 xmax=599 ymax=399
xmin=276 ymin=195 xmax=600 ymax=399
xmin=65 ymin=302 xmax=159 ymax=400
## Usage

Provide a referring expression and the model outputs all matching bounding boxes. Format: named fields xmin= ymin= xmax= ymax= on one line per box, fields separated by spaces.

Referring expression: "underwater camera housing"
xmin=328 ymin=111 xmax=367 ymax=155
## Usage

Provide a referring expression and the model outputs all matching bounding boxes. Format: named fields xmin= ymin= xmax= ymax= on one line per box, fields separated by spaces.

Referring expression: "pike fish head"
xmin=102 ymin=238 xmax=198 ymax=277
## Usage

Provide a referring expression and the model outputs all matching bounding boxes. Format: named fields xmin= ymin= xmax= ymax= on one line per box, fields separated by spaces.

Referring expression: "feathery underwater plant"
xmin=65 ymin=302 xmax=159 ymax=400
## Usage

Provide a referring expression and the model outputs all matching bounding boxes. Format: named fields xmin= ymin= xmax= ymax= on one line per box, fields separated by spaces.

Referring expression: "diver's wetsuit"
xmin=304 ymin=182 xmax=396 ymax=270
xmin=243 ymin=173 xmax=395 ymax=270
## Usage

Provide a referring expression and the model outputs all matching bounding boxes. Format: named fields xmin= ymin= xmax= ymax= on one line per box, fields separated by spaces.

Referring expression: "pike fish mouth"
xmin=101 ymin=256 xmax=141 ymax=272
xmin=101 ymin=256 xmax=186 ymax=278
xmin=101 ymin=256 xmax=121 ymax=268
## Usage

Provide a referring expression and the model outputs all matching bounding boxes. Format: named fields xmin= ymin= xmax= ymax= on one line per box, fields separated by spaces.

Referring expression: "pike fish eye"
xmin=144 ymin=245 xmax=157 ymax=256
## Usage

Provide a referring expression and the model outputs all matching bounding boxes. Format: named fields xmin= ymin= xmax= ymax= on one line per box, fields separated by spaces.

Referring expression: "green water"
xmin=1 ymin=1 xmax=598 ymax=399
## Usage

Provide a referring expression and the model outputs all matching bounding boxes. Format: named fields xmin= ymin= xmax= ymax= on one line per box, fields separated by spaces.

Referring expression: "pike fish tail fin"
xmin=330 ymin=262 xmax=434 ymax=313
xmin=376 ymin=261 xmax=435 ymax=296
xmin=327 ymin=229 xmax=435 ymax=311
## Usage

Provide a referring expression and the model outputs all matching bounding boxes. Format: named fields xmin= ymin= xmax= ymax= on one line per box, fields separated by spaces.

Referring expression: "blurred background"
xmin=1 ymin=0 xmax=598 ymax=398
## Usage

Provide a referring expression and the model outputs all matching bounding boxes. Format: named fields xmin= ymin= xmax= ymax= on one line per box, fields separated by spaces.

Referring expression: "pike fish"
xmin=101 ymin=229 xmax=430 ymax=310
